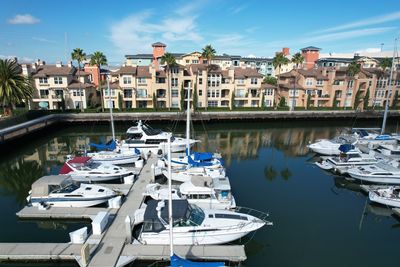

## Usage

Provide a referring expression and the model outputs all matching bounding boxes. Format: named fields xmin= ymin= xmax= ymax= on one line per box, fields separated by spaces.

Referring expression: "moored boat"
xmin=369 ymin=186 xmax=400 ymax=208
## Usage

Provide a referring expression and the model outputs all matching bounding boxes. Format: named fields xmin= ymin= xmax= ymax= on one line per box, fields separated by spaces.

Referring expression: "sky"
xmin=1 ymin=0 xmax=399 ymax=65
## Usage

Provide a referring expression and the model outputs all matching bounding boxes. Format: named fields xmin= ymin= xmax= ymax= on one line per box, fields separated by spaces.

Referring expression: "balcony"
xmin=136 ymin=94 xmax=152 ymax=100
xmin=51 ymin=95 xmax=62 ymax=100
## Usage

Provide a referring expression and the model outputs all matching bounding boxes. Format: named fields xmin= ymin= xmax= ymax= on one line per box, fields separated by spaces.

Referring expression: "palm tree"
xmin=379 ymin=58 xmax=392 ymax=70
xmin=280 ymin=167 xmax=292 ymax=181
xmin=89 ymin=51 xmax=107 ymax=112
xmin=160 ymin=52 xmax=177 ymax=110
xmin=273 ymin=52 xmax=290 ymax=108
xmin=71 ymin=48 xmax=86 ymax=111
xmin=291 ymin=52 xmax=304 ymax=69
xmin=0 ymin=59 xmax=34 ymax=116
xmin=202 ymin=45 xmax=216 ymax=110
xmin=264 ymin=165 xmax=277 ymax=181
xmin=347 ymin=61 xmax=361 ymax=77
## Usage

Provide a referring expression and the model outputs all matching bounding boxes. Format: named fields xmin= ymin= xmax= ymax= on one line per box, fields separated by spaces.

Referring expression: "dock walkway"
xmin=0 ymin=243 xmax=81 ymax=261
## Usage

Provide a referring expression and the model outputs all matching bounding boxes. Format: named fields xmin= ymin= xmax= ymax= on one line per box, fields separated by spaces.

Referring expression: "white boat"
xmin=134 ymin=199 xmax=270 ymax=245
xmin=60 ymin=156 xmax=135 ymax=182
xmin=166 ymin=152 xmax=224 ymax=169
xmin=307 ymin=135 xmax=357 ymax=156
xmin=27 ymin=175 xmax=116 ymax=207
xmin=87 ymin=149 xmax=142 ymax=165
xmin=369 ymin=186 xmax=400 ymax=208
xmin=315 ymin=147 xmax=379 ymax=173
xmin=347 ymin=162 xmax=400 ymax=184
xmin=143 ymin=175 xmax=236 ymax=210
xmin=120 ymin=120 xmax=197 ymax=154
xmin=352 ymin=128 xmax=397 ymax=147
xmin=376 ymin=144 xmax=400 ymax=158
xmin=161 ymin=165 xmax=226 ymax=183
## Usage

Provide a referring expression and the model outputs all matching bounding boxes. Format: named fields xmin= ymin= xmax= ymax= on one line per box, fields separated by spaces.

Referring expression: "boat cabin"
xmin=31 ymin=175 xmax=79 ymax=198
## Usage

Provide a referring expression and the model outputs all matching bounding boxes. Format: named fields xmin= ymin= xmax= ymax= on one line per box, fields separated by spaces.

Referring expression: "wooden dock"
xmin=16 ymin=206 xmax=117 ymax=220
xmin=0 ymin=243 xmax=81 ymax=261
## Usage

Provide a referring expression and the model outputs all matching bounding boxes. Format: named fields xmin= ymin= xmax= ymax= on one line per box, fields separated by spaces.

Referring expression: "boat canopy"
xmin=193 ymin=152 xmax=214 ymax=161
xmin=171 ymin=253 xmax=224 ymax=267
xmin=339 ymin=144 xmax=355 ymax=153
xmin=89 ymin=139 xmax=117 ymax=151
xmin=31 ymin=175 xmax=72 ymax=197
xmin=68 ymin=156 xmax=92 ymax=164
xmin=212 ymin=177 xmax=232 ymax=191
xmin=187 ymin=156 xmax=214 ymax=167
xmin=144 ymin=199 xmax=189 ymax=224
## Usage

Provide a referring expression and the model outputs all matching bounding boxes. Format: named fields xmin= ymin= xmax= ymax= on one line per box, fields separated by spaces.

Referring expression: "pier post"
xmin=151 ymin=164 xmax=155 ymax=182
xmin=81 ymin=243 xmax=90 ymax=266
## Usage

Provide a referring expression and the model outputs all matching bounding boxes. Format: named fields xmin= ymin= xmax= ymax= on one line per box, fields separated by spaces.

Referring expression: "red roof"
xmin=59 ymin=163 xmax=73 ymax=174
xmin=68 ymin=156 xmax=92 ymax=164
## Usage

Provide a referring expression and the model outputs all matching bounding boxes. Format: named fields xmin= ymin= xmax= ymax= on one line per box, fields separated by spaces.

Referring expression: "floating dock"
xmin=1 ymin=154 xmax=246 ymax=266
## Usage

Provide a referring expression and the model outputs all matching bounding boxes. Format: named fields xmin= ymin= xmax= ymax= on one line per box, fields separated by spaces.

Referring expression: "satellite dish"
xmin=39 ymin=101 xmax=49 ymax=109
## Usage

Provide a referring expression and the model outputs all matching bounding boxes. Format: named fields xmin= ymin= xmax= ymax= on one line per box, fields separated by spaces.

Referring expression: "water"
xmin=0 ymin=119 xmax=399 ymax=267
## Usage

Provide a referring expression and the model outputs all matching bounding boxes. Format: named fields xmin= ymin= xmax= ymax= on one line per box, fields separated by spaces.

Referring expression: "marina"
xmin=0 ymin=120 xmax=399 ymax=266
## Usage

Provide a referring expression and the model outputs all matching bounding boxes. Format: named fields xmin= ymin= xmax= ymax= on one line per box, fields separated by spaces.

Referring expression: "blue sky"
xmin=1 ymin=0 xmax=399 ymax=64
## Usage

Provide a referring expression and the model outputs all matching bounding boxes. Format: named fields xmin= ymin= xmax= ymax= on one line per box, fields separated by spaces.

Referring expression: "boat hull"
xmin=369 ymin=191 xmax=400 ymax=208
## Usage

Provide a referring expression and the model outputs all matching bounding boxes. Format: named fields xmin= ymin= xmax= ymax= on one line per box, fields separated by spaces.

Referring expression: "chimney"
xmin=282 ymin=47 xmax=290 ymax=56
xmin=56 ymin=61 xmax=62 ymax=67
xmin=67 ymin=61 xmax=72 ymax=68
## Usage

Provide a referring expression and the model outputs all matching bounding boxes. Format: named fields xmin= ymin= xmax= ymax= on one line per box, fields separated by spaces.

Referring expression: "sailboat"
xmin=86 ymin=73 xmax=142 ymax=165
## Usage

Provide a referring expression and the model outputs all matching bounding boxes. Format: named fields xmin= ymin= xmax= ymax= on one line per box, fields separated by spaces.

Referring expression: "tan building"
xmin=277 ymin=66 xmax=400 ymax=109
xmin=27 ymin=60 xmax=97 ymax=110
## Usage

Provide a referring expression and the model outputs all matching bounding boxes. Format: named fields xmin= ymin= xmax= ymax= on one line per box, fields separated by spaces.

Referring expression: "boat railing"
xmin=235 ymin=206 xmax=273 ymax=225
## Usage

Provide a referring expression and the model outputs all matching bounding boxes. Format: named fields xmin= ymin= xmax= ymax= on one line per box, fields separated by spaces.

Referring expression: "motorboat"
xmin=27 ymin=175 xmax=116 ymax=207
xmin=134 ymin=199 xmax=271 ymax=245
xmin=315 ymin=144 xmax=379 ymax=174
xmin=307 ymin=135 xmax=357 ymax=156
xmin=143 ymin=175 xmax=236 ymax=210
xmin=376 ymin=144 xmax=400 ymax=158
xmin=59 ymin=156 xmax=135 ymax=182
xmin=120 ymin=120 xmax=198 ymax=154
xmin=369 ymin=186 xmax=400 ymax=208
xmin=161 ymin=165 xmax=226 ymax=183
xmin=347 ymin=162 xmax=400 ymax=184
xmin=165 ymin=151 xmax=224 ymax=169
xmin=87 ymin=146 xmax=143 ymax=166
xmin=352 ymin=128 xmax=397 ymax=147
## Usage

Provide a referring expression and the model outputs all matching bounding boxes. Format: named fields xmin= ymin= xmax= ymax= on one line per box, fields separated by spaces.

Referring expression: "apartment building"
xmin=26 ymin=60 xmax=97 ymax=110
xmin=277 ymin=66 xmax=400 ymax=109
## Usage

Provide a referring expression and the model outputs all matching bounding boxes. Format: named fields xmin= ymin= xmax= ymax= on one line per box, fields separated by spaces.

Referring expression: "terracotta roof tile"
xmin=137 ymin=66 xmax=151 ymax=78
xmin=234 ymin=68 xmax=263 ymax=79
xmin=115 ymin=66 xmax=137 ymax=75
xmin=32 ymin=65 xmax=75 ymax=77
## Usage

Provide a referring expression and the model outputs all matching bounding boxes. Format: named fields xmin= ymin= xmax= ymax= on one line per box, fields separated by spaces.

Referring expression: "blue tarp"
xmin=187 ymin=155 xmax=214 ymax=167
xmin=89 ymin=139 xmax=117 ymax=151
xmin=375 ymin=135 xmax=393 ymax=140
xmin=339 ymin=144 xmax=355 ymax=153
xmin=171 ymin=254 xmax=224 ymax=267
xmin=193 ymin=152 xmax=214 ymax=161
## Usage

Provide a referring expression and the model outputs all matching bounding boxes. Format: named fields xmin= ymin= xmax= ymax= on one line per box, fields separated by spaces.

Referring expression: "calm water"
xmin=0 ymin=119 xmax=399 ymax=267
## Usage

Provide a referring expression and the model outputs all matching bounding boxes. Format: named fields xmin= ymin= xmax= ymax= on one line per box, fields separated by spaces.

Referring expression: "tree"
xmin=202 ymin=45 xmax=216 ymax=110
xmin=392 ymin=90 xmax=399 ymax=109
xmin=71 ymin=48 xmax=86 ymax=111
xmin=260 ymin=93 xmax=265 ymax=109
xmin=272 ymin=52 xmax=290 ymax=102
xmin=347 ymin=61 xmax=361 ymax=77
xmin=353 ymin=89 xmax=362 ymax=110
xmin=291 ymin=52 xmax=304 ymax=69
xmin=0 ymin=59 xmax=34 ymax=116
xmin=231 ymin=92 xmax=235 ymax=110
xmin=363 ymin=87 xmax=370 ymax=110
xmin=264 ymin=166 xmax=277 ymax=181
xmin=90 ymin=51 xmax=107 ymax=112
xmin=263 ymin=76 xmax=277 ymax=85
xmin=379 ymin=58 xmax=392 ymax=70
xmin=193 ymin=83 xmax=198 ymax=111
xmin=278 ymin=96 xmax=286 ymax=108
xmin=280 ymin=167 xmax=292 ymax=181
xmin=152 ymin=92 xmax=156 ymax=110
xmin=306 ymin=93 xmax=311 ymax=110
xmin=160 ymin=52 xmax=177 ymax=111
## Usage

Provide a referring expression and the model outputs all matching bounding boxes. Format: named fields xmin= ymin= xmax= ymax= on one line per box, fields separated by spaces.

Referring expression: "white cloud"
xmin=110 ymin=9 xmax=203 ymax=55
xmin=229 ymin=5 xmax=247 ymax=15
xmin=8 ymin=14 xmax=40 ymax=24
xmin=300 ymin=27 xmax=395 ymax=43
xmin=314 ymin=11 xmax=400 ymax=34
xmin=0 ymin=54 xmax=34 ymax=62
xmin=355 ymin=47 xmax=381 ymax=53
xmin=32 ymin=37 xmax=57 ymax=43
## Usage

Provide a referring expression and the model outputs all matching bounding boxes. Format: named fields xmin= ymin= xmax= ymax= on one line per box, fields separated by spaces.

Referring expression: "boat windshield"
xmin=173 ymin=204 xmax=205 ymax=227
xmin=51 ymin=182 xmax=80 ymax=194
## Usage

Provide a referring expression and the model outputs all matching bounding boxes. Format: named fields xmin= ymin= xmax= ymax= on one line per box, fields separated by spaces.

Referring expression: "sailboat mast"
xmin=107 ymin=74 xmax=116 ymax=141
xmin=381 ymin=38 xmax=397 ymax=135
xmin=186 ymin=82 xmax=191 ymax=154
xmin=167 ymin=133 xmax=174 ymax=257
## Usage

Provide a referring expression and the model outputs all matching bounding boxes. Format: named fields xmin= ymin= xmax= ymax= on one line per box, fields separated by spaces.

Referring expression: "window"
xmin=137 ymin=89 xmax=147 ymax=98
xmin=171 ymin=78 xmax=178 ymax=87
xmin=316 ymin=80 xmax=323 ymax=86
xmin=208 ymin=74 xmax=221 ymax=87
xmin=171 ymin=68 xmax=179 ymax=74
xmin=39 ymin=89 xmax=49 ymax=98
xmin=207 ymin=101 xmax=218 ymax=107
xmin=123 ymin=76 xmax=132 ymax=84
xmin=375 ymin=90 xmax=385 ymax=98
xmin=265 ymin=89 xmax=274 ymax=96
xmin=72 ymin=90 xmax=84 ymax=97
xmin=347 ymin=80 xmax=354 ymax=88
xmin=265 ymin=99 xmax=272 ymax=107
xmin=199 ymin=90 xmax=203 ymax=96
xmin=199 ymin=78 xmax=203 ymax=85
xmin=306 ymin=78 xmax=313 ymax=86
xmin=137 ymin=77 xmax=146 ymax=84
xmin=186 ymin=60 xmax=190 ymax=63
xmin=236 ymin=79 xmax=245 ymax=85
xmin=207 ymin=89 xmax=220 ymax=98
xmin=124 ymin=89 xmax=133 ymax=98
xmin=236 ymin=89 xmax=246 ymax=97
xmin=156 ymin=77 xmax=165 ymax=83
xmin=125 ymin=101 xmax=132 ymax=108
xmin=54 ymin=76 xmax=63 ymax=85
xmin=171 ymin=99 xmax=179 ymax=108
xmin=250 ymin=78 xmax=258 ymax=84
xmin=289 ymin=89 xmax=299 ymax=96
xmin=39 ymin=77 xmax=48 ymax=84
xmin=192 ymin=60 xmax=199 ymax=64
xmin=306 ymin=89 xmax=314 ymax=95
xmin=172 ymin=89 xmax=179 ymax=97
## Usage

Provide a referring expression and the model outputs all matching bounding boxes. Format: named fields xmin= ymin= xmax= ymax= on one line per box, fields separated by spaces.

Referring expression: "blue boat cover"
xmin=354 ymin=129 xmax=369 ymax=138
xmin=187 ymin=155 xmax=214 ymax=167
xmin=171 ymin=254 xmax=224 ymax=267
xmin=89 ymin=139 xmax=117 ymax=151
xmin=193 ymin=152 xmax=214 ymax=161
xmin=339 ymin=144 xmax=355 ymax=153
xmin=375 ymin=135 xmax=393 ymax=140
xmin=134 ymin=148 xmax=141 ymax=154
